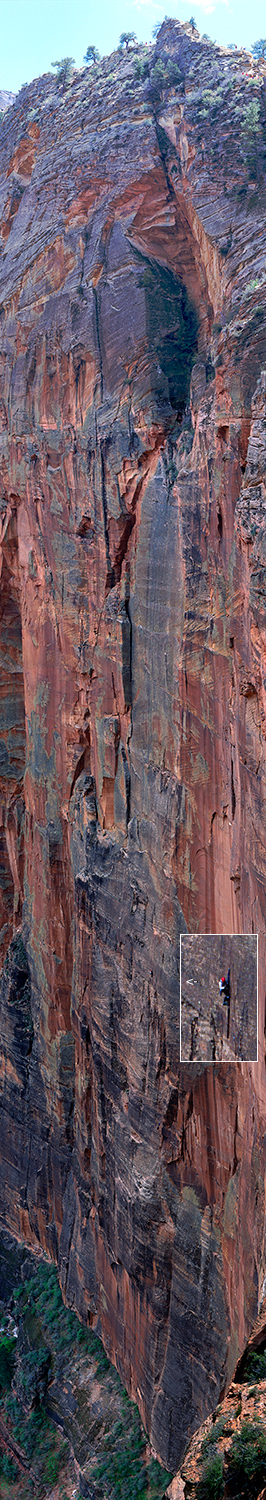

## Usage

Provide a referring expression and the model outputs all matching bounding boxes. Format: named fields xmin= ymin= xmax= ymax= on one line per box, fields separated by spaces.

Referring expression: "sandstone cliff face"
xmin=181 ymin=934 xmax=257 ymax=1060
xmin=0 ymin=21 xmax=266 ymax=1470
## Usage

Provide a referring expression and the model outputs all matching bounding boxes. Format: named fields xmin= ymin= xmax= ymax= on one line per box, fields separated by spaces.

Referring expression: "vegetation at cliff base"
xmin=0 ymin=1449 xmax=18 ymax=1483
xmin=226 ymin=1418 xmax=266 ymax=1496
xmin=92 ymin=1403 xmax=171 ymax=1498
xmin=0 ymin=1236 xmax=172 ymax=1499
xmin=197 ymin=1450 xmax=224 ymax=1499
xmin=0 ymin=1334 xmax=16 ymax=1395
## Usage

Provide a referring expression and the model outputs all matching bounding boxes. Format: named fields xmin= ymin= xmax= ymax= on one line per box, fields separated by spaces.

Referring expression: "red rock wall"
xmin=0 ymin=23 xmax=266 ymax=1469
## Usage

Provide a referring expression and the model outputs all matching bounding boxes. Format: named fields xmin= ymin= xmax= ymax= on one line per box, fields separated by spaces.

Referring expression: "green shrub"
xmin=134 ymin=57 xmax=149 ymax=81
xmin=44 ymin=1446 xmax=67 ymax=1483
xmin=150 ymin=55 xmax=182 ymax=98
xmin=51 ymin=57 xmax=75 ymax=88
xmin=0 ymin=1451 xmax=18 ymax=1481
xmin=96 ymin=1348 xmax=110 ymax=1374
xmin=13 ymin=1285 xmax=25 ymax=1304
xmin=0 ymin=1335 xmax=16 ymax=1395
xmin=227 ymin=1419 xmax=266 ymax=1497
xmin=245 ymin=1349 xmax=266 ymax=1382
xmin=238 ymin=98 xmax=263 ymax=178
xmin=9 ymin=1402 xmax=50 ymax=1462
xmin=244 ymin=278 xmax=259 ymax=297
xmin=197 ymin=1450 xmax=224 ymax=1499
xmin=201 ymin=1418 xmax=225 ymax=1456
xmin=151 ymin=58 xmax=166 ymax=94
xmin=77 ymin=1324 xmax=87 ymax=1346
xmin=197 ymin=85 xmax=226 ymax=119
xmin=92 ymin=1401 xmax=147 ymax=1496
xmin=165 ymin=58 xmax=182 ymax=87
xmin=251 ymin=39 xmax=266 ymax=60
xmin=241 ymin=100 xmax=260 ymax=141
xmin=16 ymin=1345 xmax=51 ymax=1408
xmin=147 ymin=1456 xmax=173 ymax=1496
xmin=89 ymin=1393 xmax=172 ymax=1499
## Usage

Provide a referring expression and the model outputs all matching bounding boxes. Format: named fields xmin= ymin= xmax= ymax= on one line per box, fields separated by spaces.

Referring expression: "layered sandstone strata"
xmin=0 ymin=20 xmax=266 ymax=1469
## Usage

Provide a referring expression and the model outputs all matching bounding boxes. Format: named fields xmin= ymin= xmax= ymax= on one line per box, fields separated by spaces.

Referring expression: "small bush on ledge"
xmin=226 ymin=1418 xmax=266 ymax=1497
xmin=197 ymin=1450 xmax=224 ymax=1499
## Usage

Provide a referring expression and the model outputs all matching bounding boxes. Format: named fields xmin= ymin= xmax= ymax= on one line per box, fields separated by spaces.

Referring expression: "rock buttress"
xmin=0 ymin=22 xmax=266 ymax=1468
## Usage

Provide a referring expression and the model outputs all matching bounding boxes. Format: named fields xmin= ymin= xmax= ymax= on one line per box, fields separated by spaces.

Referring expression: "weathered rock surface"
xmin=181 ymin=934 xmax=257 ymax=1060
xmin=0 ymin=91 xmax=15 ymax=114
xmin=0 ymin=20 xmax=266 ymax=1471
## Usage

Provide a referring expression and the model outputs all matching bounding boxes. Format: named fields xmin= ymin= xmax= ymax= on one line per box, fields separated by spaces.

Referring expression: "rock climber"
xmin=219 ymin=969 xmax=230 ymax=1005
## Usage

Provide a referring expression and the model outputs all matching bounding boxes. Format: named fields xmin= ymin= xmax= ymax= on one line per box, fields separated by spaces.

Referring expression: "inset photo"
xmin=180 ymin=934 xmax=258 ymax=1062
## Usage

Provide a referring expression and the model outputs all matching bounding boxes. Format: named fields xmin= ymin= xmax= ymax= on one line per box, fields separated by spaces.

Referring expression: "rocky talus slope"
xmin=0 ymin=20 xmax=266 ymax=1471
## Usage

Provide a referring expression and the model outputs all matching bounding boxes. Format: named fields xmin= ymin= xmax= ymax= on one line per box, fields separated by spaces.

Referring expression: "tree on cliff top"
xmin=119 ymin=32 xmax=137 ymax=50
xmin=84 ymin=45 xmax=100 ymax=65
xmin=251 ymin=39 xmax=266 ymax=59
xmin=51 ymin=57 xmax=75 ymax=88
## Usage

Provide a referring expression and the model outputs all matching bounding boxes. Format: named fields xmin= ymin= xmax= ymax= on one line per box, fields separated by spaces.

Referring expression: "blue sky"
xmin=1 ymin=0 xmax=266 ymax=94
